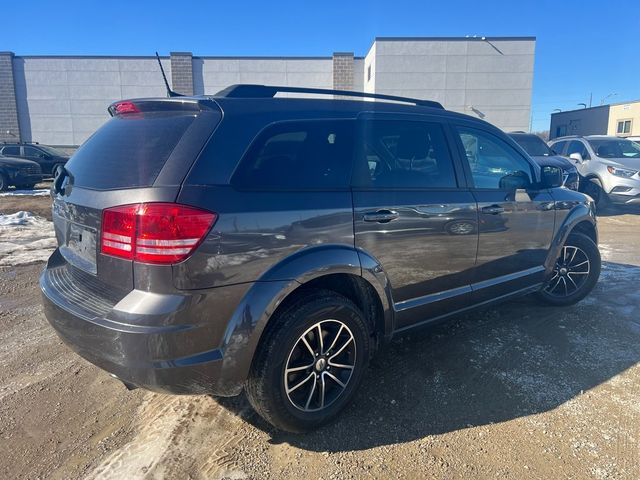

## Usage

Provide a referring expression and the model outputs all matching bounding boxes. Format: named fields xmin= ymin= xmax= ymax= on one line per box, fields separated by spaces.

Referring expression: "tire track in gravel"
xmin=86 ymin=393 xmax=253 ymax=479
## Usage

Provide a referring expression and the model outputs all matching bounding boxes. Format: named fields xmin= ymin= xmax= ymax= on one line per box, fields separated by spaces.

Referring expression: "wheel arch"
xmin=214 ymin=245 xmax=393 ymax=395
xmin=546 ymin=203 xmax=597 ymax=272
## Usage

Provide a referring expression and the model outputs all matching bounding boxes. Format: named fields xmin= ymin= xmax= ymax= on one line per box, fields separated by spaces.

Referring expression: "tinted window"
xmin=2 ymin=146 xmax=20 ymax=156
xmin=232 ymin=120 xmax=354 ymax=190
xmin=37 ymin=145 xmax=67 ymax=156
xmin=354 ymin=120 xmax=456 ymax=189
xmin=510 ymin=134 xmax=552 ymax=156
xmin=588 ymin=139 xmax=640 ymax=158
xmin=550 ymin=140 xmax=567 ymax=155
xmin=566 ymin=140 xmax=590 ymax=160
xmin=65 ymin=112 xmax=196 ymax=190
xmin=23 ymin=146 xmax=43 ymax=157
xmin=457 ymin=127 xmax=533 ymax=189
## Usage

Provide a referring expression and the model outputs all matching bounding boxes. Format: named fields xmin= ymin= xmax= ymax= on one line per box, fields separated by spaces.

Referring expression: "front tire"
xmin=584 ymin=177 xmax=608 ymax=208
xmin=245 ymin=290 xmax=371 ymax=432
xmin=536 ymin=232 xmax=600 ymax=306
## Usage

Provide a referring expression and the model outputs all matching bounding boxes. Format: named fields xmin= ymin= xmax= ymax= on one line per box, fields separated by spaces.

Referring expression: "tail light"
xmin=101 ymin=203 xmax=216 ymax=264
xmin=113 ymin=101 xmax=140 ymax=115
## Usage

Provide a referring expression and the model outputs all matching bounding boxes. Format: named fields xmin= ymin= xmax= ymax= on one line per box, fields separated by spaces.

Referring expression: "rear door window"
xmin=64 ymin=112 xmax=197 ymax=190
xmin=353 ymin=120 xmax=457 ymax=189
xmin=232 ymin=120 xmax=355 ymax=190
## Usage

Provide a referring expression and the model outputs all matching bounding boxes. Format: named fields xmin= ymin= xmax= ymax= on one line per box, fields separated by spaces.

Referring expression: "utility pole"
xmin=589 ymin=92 xmax=592 ymax=108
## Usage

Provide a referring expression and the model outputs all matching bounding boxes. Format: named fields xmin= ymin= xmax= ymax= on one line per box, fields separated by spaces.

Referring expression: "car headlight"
xmin=607 ymin=165 xmax=638 ymax=178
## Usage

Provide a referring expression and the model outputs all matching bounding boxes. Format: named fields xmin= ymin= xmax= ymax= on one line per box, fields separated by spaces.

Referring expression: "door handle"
xmin=363 ymin=210 xmax=399 ymax=223
xmin=481 ymin=205 xmax=505 ymax=215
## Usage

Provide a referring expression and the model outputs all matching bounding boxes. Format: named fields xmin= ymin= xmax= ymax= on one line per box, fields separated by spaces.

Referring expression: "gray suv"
xmin=549 ymin=135 xmax=640 ymax=206
xmin=41 ymin=85 xmax=601 ymax=432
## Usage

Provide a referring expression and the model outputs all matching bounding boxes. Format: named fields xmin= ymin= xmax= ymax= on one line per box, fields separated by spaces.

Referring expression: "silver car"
xmin=549 ymin=135 xmax=640 ymax=206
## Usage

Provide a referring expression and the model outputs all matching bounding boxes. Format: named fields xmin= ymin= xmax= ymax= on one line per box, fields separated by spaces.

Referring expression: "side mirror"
xmin=499 ymin=170 xmax=531 ymax=190
xmin=569 ymin=152 xmax=584 ymax=163
xmin=541 ymin=166 xmax=563 ymax=188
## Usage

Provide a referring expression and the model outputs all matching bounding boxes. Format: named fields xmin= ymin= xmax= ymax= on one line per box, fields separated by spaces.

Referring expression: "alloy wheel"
xmin=284 ymin=319 xmax=356 ymax=412
xmin=543 ymin=245 xmax=591 ymax=297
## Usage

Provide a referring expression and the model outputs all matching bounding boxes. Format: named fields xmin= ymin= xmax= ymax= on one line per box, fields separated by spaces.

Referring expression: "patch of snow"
xmin=0 ymin=211 xmax=56 ymax=266
xmin=0 ymin=189 xmax=49 ymax=197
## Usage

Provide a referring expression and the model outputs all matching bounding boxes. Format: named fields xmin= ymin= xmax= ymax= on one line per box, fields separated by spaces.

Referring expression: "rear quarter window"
xmin=232 ymin=120 xmax=355 ymax=190
xmin=65 ymin=112 xmax=196 ymax=190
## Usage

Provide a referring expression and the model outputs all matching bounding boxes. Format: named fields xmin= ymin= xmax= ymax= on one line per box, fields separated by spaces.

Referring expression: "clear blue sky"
xmin=2 ymin=0 xmax=639 ymax=131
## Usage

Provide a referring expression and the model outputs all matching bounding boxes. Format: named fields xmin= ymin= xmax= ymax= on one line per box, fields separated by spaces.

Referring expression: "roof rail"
xmin=214 ymin=84 xmax=444 ymax=109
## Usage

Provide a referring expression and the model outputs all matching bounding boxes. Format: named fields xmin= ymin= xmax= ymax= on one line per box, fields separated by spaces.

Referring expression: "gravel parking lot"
xmin=1 ymin=190 xmax=639 ymax=479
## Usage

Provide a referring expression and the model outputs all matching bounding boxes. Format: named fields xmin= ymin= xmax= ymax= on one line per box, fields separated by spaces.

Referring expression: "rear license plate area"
xmin=60 ymin=222 xmax=97 ymax=274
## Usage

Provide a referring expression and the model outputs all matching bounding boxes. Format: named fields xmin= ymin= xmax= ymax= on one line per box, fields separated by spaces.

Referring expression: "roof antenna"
xmin=155 ymin=52 xmax=182 ymax=97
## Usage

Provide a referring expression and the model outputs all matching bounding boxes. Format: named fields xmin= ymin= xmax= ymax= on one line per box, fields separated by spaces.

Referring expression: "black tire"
xmin=52 ymin=164 xmax=64 ymax=179
xmin=584 ymin=177 xmax=608 ymax=208
xmin=0 ymin=173 xmax=8 ymax=191
xmin=245 ymin=290 xmax=371 ymax=432
xmin=17 ymin=183 xmax=36 ymax=190
xmin=536 ymin=232 xmax=601 ymax=306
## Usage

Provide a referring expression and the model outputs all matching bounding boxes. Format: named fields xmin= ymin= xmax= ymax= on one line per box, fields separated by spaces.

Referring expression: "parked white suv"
xmin=549 ymin=136 xmax=640 ymax=206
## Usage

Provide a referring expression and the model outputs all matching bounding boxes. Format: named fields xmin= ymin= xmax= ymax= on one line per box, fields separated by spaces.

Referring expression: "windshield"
xmin=511 ymin=135 xmax=552 ymax=157
xmin=37 ymin=145 xmax=68 ymax=156
xmin=588 ymin=139 xmax=640 ymax=159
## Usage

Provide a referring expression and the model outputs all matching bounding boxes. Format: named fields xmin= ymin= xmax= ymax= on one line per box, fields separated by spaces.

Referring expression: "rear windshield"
xmin=65 ymin=112 xmax=196 ymax=190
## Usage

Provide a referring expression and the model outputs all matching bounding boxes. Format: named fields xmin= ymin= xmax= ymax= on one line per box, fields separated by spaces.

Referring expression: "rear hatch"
xmin=52 ymin=98 xmax=222 ymax=291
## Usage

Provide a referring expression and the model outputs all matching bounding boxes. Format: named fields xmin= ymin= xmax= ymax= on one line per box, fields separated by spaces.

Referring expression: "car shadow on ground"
xmin=596 ymin=204 xmax=640 ymax=217
xmin=216 ymin=261 xmax=640 ymax=452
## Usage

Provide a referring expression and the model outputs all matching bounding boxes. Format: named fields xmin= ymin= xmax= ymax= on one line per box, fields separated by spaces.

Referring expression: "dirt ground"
xmin=1 ymin=192 xmax=639 ymax=479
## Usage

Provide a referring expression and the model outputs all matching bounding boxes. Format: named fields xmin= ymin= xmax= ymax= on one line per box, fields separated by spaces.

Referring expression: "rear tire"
xmin=245 ymin=290 xmax=371 ymax=432
xmin=536 ymin=232 xmax=600 ymax=306
xmin=52 ymin=164 xmax=64 ymax=179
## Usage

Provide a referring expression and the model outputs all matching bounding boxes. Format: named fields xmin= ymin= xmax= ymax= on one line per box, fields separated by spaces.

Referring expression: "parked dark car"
xmin=0 ymin=142 xmax=69 ymax=177
xmin=508 ymin=132 xmax=580 ymax=190
xmin=0 ymin=155 xmax=44 ymax=190
xmin=41 ymin=85 xmax=601 ymax=432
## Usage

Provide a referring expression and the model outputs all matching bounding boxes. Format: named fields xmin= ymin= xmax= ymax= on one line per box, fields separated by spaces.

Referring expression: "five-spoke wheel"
xmin=543 ymin=245 xmax=591 ymax=297
xmin=537 ymin=232 xmax=600 ymax=306
xmin=246 ymin=290 xmax=370 ymax=432
xmin=284 ymin=319 xmax=356 ymax=412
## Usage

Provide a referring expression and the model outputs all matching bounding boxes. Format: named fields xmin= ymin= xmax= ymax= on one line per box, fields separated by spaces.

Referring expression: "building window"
xmin=617 ymin=119 xmax=632 ymax=135
xmin=367 ymin=65 xmax=371 ymax=82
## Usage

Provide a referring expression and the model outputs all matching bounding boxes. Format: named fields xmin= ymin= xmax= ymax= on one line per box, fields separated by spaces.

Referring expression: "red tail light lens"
xmin=101 ymin=203 xmax=216 ymax=264
xmin=114 ymin=101 xmax=140 ymax=114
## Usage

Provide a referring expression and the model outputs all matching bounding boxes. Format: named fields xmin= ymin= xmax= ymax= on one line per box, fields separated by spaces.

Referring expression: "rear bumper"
xmin=40 ymin=250 xmax=252 ymax=396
